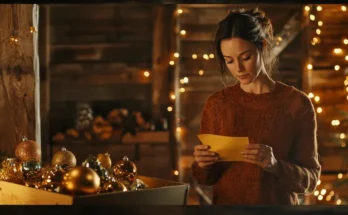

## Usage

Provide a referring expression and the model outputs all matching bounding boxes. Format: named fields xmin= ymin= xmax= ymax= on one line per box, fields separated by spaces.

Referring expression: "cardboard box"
xmin=0 ymin=176 xmax=189 ymax=205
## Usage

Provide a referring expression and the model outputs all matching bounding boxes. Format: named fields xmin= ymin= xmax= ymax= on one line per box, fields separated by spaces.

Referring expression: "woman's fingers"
xmin=193 ymin=150 xmax=215 ymax=157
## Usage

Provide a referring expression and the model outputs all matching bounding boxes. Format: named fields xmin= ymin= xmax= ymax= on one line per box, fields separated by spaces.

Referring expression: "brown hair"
xmin=215 ymin=8 xmax=278 ymax=83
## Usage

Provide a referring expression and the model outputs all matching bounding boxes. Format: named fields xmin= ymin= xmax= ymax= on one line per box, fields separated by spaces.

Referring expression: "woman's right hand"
xmin=194 ymin=144 xmax=219 ymax=169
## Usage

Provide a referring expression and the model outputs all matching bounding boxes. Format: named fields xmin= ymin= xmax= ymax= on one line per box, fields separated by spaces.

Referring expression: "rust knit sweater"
xmin=191 ymin=81 xmax=321 ymax=205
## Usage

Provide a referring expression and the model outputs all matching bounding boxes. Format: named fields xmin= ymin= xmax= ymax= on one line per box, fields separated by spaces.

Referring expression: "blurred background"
xmin=38 ymin=3 xmax=348 ymax=205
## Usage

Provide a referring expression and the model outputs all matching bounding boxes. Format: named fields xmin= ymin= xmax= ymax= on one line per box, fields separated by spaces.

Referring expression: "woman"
xmin=191 ymin=8 xmax=321 ymax=205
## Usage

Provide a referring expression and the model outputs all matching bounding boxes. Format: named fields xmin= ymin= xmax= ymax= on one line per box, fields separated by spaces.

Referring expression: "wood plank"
xmin=50 ymin=83 xmax=152 ymax=102
xmin=50 ymin=5 xmax=153 ymax=23
xmin=39 ymin=5 xmax=51 ymax=163
xmin=151 ymin=5 xmax=175 ymax=120
xmin=272 ymin=11 xmax=303 ymax=57
xmin=0 ymin=4 xmax=38 ymax=156
xmin=50 ymin=43 xmax=152 ymax=63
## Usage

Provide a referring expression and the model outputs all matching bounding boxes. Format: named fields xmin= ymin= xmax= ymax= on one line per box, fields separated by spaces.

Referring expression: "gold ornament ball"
xmin=62 ymin=166 xmax=100 ymax=195
xmin=15 ymin=136 xmax=41 ymax=162
xmin=99 ymin=180 xmax=128 ymax=193
xmin=97 ymin=152 xmax=112 ymax=169
xmin=52 ymin=147 xmax=77 ymax=168
xmin=112 ymin=156 xmax=137 ymax=184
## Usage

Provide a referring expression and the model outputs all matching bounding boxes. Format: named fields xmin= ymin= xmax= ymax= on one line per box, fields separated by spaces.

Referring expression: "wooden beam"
xmin=39 ymin=5 xmax=50 ymax=163
xmin=151 ymin=5 xmax=175 ymax=120
xmin=0 ymin=4 xmax=40 ymax=156
xmin=300 ymin=9 xmax=311 ymax=92
xmin=272 ymin=11 xmax=303 ymax=58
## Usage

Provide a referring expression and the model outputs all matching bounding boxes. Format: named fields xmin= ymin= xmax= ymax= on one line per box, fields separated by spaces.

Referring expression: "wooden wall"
xmin=46 ymin=5 xmax=157 ymax=139
xmin=0 ymin=5 xmax=39 ymax=156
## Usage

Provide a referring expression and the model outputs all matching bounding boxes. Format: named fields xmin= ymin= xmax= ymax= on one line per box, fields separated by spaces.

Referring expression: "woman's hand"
xmin=241 ymin=144 xmax=279 ymax=174
xmin=194 ymin=144 xmax=219 ymax=170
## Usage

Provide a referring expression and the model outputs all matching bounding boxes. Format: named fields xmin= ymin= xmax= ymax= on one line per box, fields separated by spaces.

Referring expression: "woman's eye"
xmin=225 ymin=60 xmax=233 ymax=64
xmin=242 ymin=56 xmax=251 ymax=61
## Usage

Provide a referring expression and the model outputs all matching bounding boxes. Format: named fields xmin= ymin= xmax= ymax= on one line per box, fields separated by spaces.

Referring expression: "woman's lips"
xmin=238 ymin=74 xmax=249 ymax=80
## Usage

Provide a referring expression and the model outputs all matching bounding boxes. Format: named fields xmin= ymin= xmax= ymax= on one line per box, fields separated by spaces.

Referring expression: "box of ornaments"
xmin=0 ymin=137 xmax=189 ymax=205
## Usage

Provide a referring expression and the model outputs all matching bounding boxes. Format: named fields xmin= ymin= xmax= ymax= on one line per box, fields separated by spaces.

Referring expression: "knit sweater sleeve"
xmin=191 ymin=95 xmax=224 ymax=186
xmin=274 ymin=95 xmax=321 ymax=195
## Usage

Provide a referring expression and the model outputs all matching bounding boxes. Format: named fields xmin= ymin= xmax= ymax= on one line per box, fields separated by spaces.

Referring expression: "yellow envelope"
xmin=197 ymin=134 xmax=249 ymax=162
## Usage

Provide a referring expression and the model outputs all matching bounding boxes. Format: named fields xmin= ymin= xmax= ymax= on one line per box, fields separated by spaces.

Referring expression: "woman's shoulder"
xmin=278 ymin=82 xmax=314 ymax=112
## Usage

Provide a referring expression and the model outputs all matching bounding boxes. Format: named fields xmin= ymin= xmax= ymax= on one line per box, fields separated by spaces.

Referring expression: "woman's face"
xmin=220 ymin=37 xmax=264 ymax=85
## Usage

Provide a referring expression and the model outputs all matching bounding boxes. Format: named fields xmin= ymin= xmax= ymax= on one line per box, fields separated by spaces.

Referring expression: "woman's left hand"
xmin=241 ymin=144 xmax=279 ymax=174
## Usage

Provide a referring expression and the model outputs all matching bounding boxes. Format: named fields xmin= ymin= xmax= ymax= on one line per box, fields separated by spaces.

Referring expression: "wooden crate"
xmin=0 ymin=176 xmax=189 ymax=205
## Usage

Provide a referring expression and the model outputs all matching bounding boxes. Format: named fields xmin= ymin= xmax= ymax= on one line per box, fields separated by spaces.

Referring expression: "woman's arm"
xmin=191 ymin=95 xmax=224 ymax=186
xmin=273 ymin=96 xmax=321 ymax=195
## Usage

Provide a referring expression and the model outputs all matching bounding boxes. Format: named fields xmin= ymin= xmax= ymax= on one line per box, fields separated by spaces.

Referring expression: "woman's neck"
xmin=240 ymin=72 xmax=275 ymax=94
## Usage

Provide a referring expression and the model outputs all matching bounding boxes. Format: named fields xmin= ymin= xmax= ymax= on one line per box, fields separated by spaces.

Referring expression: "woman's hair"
xmin=215 ymin=8 xmax=278 ymax=84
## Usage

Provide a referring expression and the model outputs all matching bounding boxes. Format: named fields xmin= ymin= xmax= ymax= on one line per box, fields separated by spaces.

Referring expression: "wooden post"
xmin=300 ymin=6 xmax=311 ymax=93
xmin=39 ymin=5 xmax=50 ymax=163
xmin=0 ymin=4 xmax=40 ymax=156
xmin=151 ymin=5 xmax=175 ymax=121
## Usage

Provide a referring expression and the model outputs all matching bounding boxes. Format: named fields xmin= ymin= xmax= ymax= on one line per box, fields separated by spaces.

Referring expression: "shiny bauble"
xmin=52 ymin=147 xmax=77 ymax=168
xmin=82 ymin=155 xmax=108 ymax=181
xmin=61 ymin=166 xmax=100 ymax=195
xmin=40 ymin=166 xmax=65 ymax=192
xmin=130 ymin=178 xmax=148 ymax=191
xmin=21 ymin=160 xmax=42 ymax=188
xmin=97 ymin=152 xmax=112 ymax=169
xmin=0 ymin=158 xmax=23 ymax=184
xmin=99 ymin=180 xmax=128 ymax=193
xmin=15 ymin=136 xmax=41 ymax=162
xmin=112 ymin=156 xmax=137 ymax=184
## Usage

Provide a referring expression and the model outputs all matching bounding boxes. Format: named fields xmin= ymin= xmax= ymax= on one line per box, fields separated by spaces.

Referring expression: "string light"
xmin=310 ymin=14 xmax=316 ymax=21
xmin=203 ymin=54 xmax=209 ymax=60
xmin=29 ymin=26 xmax=37 ymax=33
xmin=180 ymin=88 xmax=185 ymax=93
xmin=307 ymin=64 xmax=313 ymax=70
xmin=314 ymin=96 xmax=320 ymax=102
xmin=177 ymin=9 xmax=183 ymax=14
xmin=9 ymin=36 xmax=19 ymax=45
xmin=338 ymin=173 xmax=343 ymax=179
xmin=342 ymin=6 xmax=347 ymax=11
xmin=342 ymin=142 xmax=346 ymax=147
xmin=318 ymin=21 xmax=323 ymax=26
xmin=173 ymin=170 xmax=179 ymax=175
xmin=317 ymin=180 xmax=321 ymax=185
xmin=333 ymin=48 xmax=343 ymax=55
xmin=320 ymin=189 xmax=327 ymax=195
xmin=316 ymin=29 xmax=321 ymax=35
xmin=308 ymin=92 xmax=314 ymax=98
xmin=343 ymin=39 xmax=348 ymax=45
xmin=174 ymin=52 xmax=180 ymax=58
xmin=336 ymin=199 xmax=342 ymax=205
xmin=318 ymin=195 xmax=323 ymax=201
xmin=199 ymin=69 xmax=204 ymax=75
xmin=331 ymin=120 xmax=340 ymax=126
xmin=345 ymin=55 xmax=348 ymax=61
xmin=143 ymin=71 xmax=150 ymax=77
xmin=314 ymin=190 xmax=320 ymax=196
xmin=340 ymin=133 xmax=346 ymax=139
xmin=170 ymin=94 xmax=176 ymax=100
xmin=330 ymin=191 xmax=335 ymax=196
xmin=317 ymin=107 xmax=323 ymax=113
xmin=304 ymin=6 xmax=310 ymax=11
xmin=209 ymin=53 xmax=214 ymax=58
xmin=344 ymin=80 xmax=348 ymax=85
xmin=334 ymin=65 xmax=340 ymax=71
xmin=183 ymin=77 xmax=189 ymax=84
xmin=311 ymin=37 xmax=320 ymax=45
xmin=316 ymin=6 xmax=322 ymax=11
xmin=169 ymin=60 xmax=175 ymax=65
xmin=326 ymin=195 xmax=332 ymax=201
xmin=176 ymin=127 xmax=181 ymax=132
xmin=192 ymin=54 xmax=197 ymax=59
xmin=346 ymin=87 xmax=348 ymax=92
xmin=167 ymin=106 xmax=173 ymax=112
xmin=180 ymin=30 xmax=186 ymax=35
